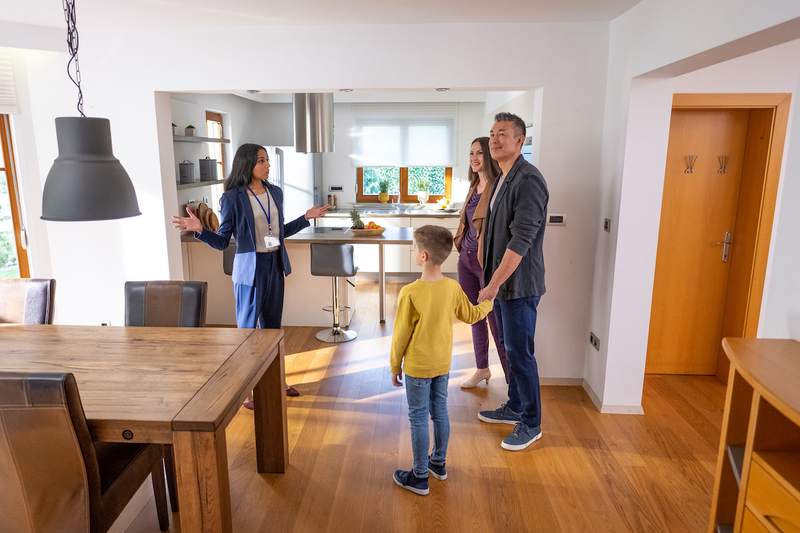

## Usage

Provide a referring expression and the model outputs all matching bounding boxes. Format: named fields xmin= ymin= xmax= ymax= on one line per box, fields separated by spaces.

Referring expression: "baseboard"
xmin=582 ymin=379 xmax=644 ymax=415
xmin=541 ymin=377 xmax=584 ymax=386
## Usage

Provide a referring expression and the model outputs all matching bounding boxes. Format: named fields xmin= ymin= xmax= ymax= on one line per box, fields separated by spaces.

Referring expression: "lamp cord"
xmin=62 ymin=0 xmax=85 ymax=117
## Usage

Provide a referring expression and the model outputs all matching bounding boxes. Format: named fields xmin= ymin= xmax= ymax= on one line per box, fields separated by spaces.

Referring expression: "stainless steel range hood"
xmin=293 ymin=93 xmax=334 ymax=153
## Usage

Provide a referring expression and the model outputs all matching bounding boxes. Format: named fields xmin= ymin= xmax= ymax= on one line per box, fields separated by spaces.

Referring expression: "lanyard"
xmin=248 ymin=186 xmax=273 ymax=234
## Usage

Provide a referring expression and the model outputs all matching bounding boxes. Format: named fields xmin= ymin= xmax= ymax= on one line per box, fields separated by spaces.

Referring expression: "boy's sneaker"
xmin=393 ymin=469 xmax=429 ymax=496
xmin=478 ymin=402 xmax=522 ymax=425
xmin=428 ymin=458 xmax=447 ymax=480
xmin=501 ymin=423 xmax=542 ymax=451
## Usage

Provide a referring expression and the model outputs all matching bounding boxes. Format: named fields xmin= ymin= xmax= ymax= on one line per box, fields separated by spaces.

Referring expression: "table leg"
xmin=254 ymin=340 xmax=289 ymax=473
xmin=173 ymin=427 xmax=232 ymax=533
xmin=379 ymin=243 xmax=386 ymax=323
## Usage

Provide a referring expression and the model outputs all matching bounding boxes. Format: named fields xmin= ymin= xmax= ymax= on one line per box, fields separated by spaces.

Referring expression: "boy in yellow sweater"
xmin=391 ymin=225 xmax=493 ymax=495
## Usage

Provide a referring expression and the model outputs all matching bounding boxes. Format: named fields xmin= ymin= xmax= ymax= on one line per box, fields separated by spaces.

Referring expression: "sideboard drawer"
xmin=746 ymin=458 xmax=800 ymax=532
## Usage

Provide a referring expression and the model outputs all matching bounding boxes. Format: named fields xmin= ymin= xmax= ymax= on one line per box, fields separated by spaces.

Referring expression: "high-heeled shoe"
xmin=460 ymin=368 xmax=491 ymax=389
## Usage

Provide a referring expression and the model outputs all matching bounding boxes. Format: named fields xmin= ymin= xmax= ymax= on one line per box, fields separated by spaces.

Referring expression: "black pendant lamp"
xmin=41 ymin=0 xmax=140 ymax=221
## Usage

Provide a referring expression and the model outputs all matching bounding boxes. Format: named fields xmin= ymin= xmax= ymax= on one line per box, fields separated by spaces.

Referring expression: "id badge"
xmin=264 ymin=235 xmax=280 ymax=249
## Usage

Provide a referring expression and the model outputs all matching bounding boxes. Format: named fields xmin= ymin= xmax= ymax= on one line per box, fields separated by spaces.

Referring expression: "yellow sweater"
xmin=390 ymin=278 xmax=494 ymax=378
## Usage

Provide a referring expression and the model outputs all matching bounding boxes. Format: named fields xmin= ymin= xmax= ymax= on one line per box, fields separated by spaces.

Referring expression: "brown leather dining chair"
xmin=0 ymin=372 xmax=169 ymax=532
xmin=124 ymin=280 xmax=207 ymax=512
xmin=0 ymin=278 xmax=56 ymax=324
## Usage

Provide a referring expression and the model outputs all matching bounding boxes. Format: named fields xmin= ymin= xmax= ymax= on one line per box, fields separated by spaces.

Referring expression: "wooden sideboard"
xmin=709 ymin=338 xmax=800 ymax=533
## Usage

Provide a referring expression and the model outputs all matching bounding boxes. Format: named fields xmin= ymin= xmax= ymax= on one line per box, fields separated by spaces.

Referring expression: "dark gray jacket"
xmin=483 ymin=155 xmax=548 ymax=300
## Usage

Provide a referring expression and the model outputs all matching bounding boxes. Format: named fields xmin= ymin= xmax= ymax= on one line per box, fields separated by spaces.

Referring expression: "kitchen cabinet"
xmin=410 ymin=217 xmax=460 ymax=273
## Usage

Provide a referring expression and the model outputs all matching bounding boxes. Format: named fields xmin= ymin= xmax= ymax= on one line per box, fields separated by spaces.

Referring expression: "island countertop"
xmin=285 ymin=226 xmax=414 ymax=244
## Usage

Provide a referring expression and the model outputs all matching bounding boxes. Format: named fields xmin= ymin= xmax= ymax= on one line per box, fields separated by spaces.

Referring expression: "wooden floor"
xmin=128 ymin=279 xmax=725 ymax=532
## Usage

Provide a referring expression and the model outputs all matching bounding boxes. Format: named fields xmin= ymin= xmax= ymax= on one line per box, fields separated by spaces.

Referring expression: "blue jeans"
xmin=494 ymin=296 xmax=542 ymax=428
xmin=405 ymin=374 xmax=450 ymax=478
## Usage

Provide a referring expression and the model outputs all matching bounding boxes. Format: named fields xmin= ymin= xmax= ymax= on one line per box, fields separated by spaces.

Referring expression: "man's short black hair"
xmin=494 ymin=112 xmax=526 ymax=138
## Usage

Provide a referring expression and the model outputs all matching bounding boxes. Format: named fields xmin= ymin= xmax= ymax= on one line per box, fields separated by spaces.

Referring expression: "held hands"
xmin=392 ymin=371 xmax=403 ymax=387
xmin=477 ymin=283 xmax=499 ymax=303
xmin=304 ymin=205 xmax=331 ymax=220
xmin=171 ymin=206 xmax=203 ymax=233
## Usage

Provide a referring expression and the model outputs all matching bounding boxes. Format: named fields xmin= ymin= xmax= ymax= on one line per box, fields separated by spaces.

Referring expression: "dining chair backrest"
xmin=0 ymin=278 xmax=56 ymax=324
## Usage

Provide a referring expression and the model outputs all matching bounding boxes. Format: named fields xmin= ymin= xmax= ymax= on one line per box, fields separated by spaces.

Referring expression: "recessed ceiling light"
xmin=339 ymin=89 xmax=354 ymax=92
xmin=435 ymin=88 xmax=450 ymax=92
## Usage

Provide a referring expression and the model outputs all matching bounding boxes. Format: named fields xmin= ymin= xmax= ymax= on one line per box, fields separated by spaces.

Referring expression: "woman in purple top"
xmin=453 ymin=137 xmax=509 ymax=387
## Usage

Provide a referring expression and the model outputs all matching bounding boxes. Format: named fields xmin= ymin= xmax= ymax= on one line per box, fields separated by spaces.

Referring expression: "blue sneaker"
xmin=478 ymin=402 xmax=522 ymax=425
xmin=501 ymin=423 xmax=542 ymax=451
xmin=393 ymin=469 xmax=429 ymax=495
xmin=428 ymin=457 xmax=447 ymax=480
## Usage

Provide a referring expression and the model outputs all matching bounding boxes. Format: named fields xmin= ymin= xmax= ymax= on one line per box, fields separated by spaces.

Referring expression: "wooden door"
xmin=646 ymin=109 xmax=749 ymax=374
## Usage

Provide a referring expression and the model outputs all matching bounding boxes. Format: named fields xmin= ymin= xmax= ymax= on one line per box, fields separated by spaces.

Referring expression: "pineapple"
xmin=350 ymin=208 xmax=365 ymax=229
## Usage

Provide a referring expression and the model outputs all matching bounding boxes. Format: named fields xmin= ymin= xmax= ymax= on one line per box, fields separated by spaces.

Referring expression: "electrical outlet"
xmin=589 ymin=332 xmax=600 ymax=351
xmin=603 ymin=218 xmax=611 ymax=232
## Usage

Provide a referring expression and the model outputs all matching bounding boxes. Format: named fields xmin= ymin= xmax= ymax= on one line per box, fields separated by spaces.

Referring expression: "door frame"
xmin=657 ymin=93 xmax=791 ymax=378
xmin=0 ymin=114 xmax=29 ymax=278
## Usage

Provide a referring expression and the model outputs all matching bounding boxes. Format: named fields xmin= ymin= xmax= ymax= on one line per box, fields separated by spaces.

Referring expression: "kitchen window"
xmin=356 ymin=166 xmax=452 ymax=203
xmin=353 ymin=116 xmax=453 ymax=203
xmin=205 ymin=111 xmax=226 ymax=180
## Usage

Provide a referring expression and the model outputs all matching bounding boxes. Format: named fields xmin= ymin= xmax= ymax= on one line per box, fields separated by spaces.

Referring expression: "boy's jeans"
xmin=405 ymin=374 xmax=450 ymax=478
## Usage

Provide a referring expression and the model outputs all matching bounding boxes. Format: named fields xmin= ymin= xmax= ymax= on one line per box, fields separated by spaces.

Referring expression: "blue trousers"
xmin=494 ymin=296 xmax=542 ymax=428
xmin=234 ymin=252 xmax=284 ymax=328
xmin=405 ymin=374 xmax=450 ymax=478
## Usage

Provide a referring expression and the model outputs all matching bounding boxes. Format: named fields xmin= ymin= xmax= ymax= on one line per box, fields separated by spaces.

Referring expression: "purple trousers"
xmin=457 ymin=248 xmax=509 ymax=382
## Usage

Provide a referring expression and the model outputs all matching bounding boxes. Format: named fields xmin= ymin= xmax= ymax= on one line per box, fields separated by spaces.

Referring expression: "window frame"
xmin=0 ymin=114 xmax=29 ymax=277
xmin=356 ymin=166 xmax=452 ymax=203
xmin=205 ymin=111 xmax=226 ymax=179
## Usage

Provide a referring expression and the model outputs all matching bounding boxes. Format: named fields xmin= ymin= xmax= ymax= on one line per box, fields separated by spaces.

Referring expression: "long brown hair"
xmin=467 ymin=136 xmax=501 ymax=189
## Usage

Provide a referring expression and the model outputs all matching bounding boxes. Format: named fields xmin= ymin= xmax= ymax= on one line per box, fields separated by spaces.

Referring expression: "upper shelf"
xmin=177 ymin=179 xmax=225 ymax=190
xmin=173 ymin=135 xmax=231 ymax=144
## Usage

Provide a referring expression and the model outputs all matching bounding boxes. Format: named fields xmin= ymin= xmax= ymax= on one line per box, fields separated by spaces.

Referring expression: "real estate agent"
xmin=172 ymin=143 xmax=329 ymax=401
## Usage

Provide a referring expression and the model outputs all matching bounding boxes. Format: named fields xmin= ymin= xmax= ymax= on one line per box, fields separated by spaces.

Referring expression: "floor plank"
xmin=127 ymin=278 xmax=725 ymax=533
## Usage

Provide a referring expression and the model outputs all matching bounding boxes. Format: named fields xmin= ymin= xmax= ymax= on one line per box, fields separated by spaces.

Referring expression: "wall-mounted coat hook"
xmin=684 ymin=155 xmax=698 ymax=174
xmin=718 ymin=155 xmax=729 ymax=174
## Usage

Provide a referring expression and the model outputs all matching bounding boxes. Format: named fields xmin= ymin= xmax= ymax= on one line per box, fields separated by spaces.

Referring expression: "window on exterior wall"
xmin=0 ymin=114 xmax=29 ymax=278
xmin=353 ymin=118 xmax=453 ymax=202
xmin=205 ymin=111 xmax=225 ymax=180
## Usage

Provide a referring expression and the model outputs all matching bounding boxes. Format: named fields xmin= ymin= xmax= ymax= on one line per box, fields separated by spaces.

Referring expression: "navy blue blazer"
xmin=195 ymin=181 xmax=310 ymax=285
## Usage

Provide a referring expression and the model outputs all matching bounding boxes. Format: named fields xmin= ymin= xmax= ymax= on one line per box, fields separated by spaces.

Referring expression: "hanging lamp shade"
xmin=41 ymin=117 xmax=140 ymax=221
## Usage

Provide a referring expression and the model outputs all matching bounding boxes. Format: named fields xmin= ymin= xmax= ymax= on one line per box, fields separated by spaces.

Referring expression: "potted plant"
xmin=378 ymin=179 xmax=390 ymax=204
xmin=415 ymin=176 xmax=430 ymax=204
xmin=171 ymin=122 xmax=177 ymax=135
xmin=185 ymin=125 xmax=196 ymax=137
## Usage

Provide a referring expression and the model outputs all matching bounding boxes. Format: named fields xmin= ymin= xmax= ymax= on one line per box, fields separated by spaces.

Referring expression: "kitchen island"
xmin=286 ymin=227 xmax=414 ymax=323
xmin=180 ymin=208 xmax=459 ymax=327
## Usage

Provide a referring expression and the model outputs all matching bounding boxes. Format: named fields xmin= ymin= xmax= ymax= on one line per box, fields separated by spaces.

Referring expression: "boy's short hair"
xmin=414 ymin=225 xmax=453 ymax=266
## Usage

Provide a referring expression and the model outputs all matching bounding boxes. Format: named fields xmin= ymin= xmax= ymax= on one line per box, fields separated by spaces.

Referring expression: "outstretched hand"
xmin=171 ymin=206 xmax=203 ymax=233
xmin=304 ymin=205 xmax=331 ymax=220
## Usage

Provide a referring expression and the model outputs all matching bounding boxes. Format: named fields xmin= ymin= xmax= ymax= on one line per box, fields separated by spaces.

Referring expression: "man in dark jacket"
xmin=477 ymin=112 xmax=548 ymax=451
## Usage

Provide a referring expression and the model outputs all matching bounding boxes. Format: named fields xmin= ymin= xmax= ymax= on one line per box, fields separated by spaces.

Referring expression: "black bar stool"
xmin=311 ymin=243 xmax=358 ymax=343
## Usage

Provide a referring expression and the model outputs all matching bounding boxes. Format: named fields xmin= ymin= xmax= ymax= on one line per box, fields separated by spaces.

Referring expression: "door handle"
xmin=714 ymin=231 xmax=733 ymax=263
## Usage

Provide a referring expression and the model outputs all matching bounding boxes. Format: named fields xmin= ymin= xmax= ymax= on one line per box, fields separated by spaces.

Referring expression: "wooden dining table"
xmin=0 ymin=324 xmax=288 ymax=533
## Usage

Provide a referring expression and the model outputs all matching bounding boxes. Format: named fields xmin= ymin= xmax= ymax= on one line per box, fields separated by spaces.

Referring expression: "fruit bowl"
xmin=350 ymin=227 xmax=385 ymax=236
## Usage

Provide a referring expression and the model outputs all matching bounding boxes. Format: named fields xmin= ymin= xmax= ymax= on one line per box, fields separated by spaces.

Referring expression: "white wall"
xmin=587 ymin=13 xmax=800 ymax=412
xmin=4 ymin=20 xmax=609 ymax=383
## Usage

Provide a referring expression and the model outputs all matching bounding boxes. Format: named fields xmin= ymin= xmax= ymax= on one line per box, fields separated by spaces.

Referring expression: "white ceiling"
xmin=1 ymin=0 xmax=641 ymax=28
